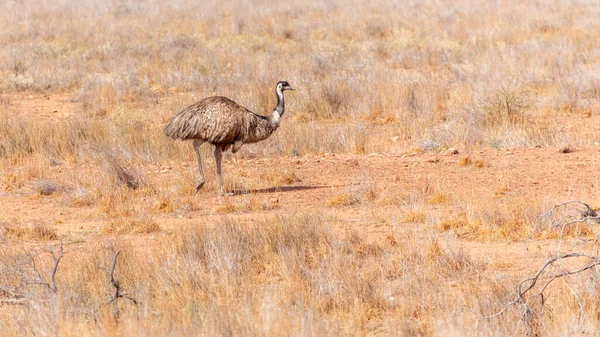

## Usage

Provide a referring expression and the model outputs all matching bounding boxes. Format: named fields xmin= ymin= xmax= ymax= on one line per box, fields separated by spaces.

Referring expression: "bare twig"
xmin=23 ymin=241 xmax=64 ymax=293
xmin=531 ymin=200 xmax=600 ymax=236
xmin=489 ymin=200 xmax=600 ymax=323
xmin=0 ymin=242 xmax=64 ymax=305
xmin=104 ymin=251 xmax=138 ymax=308
xmin=48 ymin=241 xmax=64 ymax=292
xmin=487 ymin=253 xmax=600 ymax=320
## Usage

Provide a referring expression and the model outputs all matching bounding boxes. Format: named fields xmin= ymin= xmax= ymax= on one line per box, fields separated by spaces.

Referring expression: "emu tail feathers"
xmin=163 ymin=114 xmax=190 ymax=140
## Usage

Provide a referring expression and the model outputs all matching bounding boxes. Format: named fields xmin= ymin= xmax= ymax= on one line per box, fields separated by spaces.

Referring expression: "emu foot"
xmin=194 ymin=181 xmax=205 ymax=194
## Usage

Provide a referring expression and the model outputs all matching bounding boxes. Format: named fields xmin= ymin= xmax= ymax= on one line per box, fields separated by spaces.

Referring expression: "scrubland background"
xmin=1 ymin=0 xmax=600 ymax=336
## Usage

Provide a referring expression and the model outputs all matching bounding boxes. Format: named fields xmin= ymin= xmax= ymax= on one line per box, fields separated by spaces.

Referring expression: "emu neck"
xmin=271 ymin=87 xmax=285 ymax=128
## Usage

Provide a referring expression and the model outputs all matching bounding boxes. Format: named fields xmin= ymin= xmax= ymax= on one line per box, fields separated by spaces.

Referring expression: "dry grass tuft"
xmin=480 ymin=80 xmax=531 ymax=126
xmin=215 ymin=201 xmax=237 ymax=214
xmin=327 ymin=181 xmax=378 ymax=208
xmin=241 ymin=197 xmax=279 ymax=212
xmin=435 ymin=195 xmax=596 ymax=242
xmin=427 ymin=191 xmax=451 ymax=205
xmin=102 ymin=218 xmax=160 ymax=235
xmin=260 ymin=170 xmax=301 ymax=186
xmin=434 ymin=195 xmax=537 ymax=241
xmin=326 ymin=193 xmax=360 ymax=207
xmin=457 ymin=157 xmax=485 ymax=168
xmin=1 ymin=222 xmax=58 ymax=241
xmin=104 ymin=155 xmax=143 ymax=190
xmin=32 ymin=180 xmax=61 ymax=196
xmin=402 ymin=210 xmax=426 ymax=223
xmin=457 ymin=156 xmax=473 ymax=166
xmin=153 ymin=197 xmax=174 ymax=214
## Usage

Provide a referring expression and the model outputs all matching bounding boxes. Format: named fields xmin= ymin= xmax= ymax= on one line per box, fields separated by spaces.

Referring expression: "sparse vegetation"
xmin=0 ymin=215 xmax=517 ymax=335
xmin=1 ymin=0 xmax=600 ymax=335
xmin=1 ymin=222 xmax=58 ymax=241
xmin=326 ymin=193 xmax=360 ymax=207
xmin=101 ymin=218 xmax=160 ymax=235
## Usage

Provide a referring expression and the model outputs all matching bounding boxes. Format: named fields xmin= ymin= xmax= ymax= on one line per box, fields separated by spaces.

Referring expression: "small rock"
xmin=392 ymin=136 xmax=400 ymax=142
xmin=505 ymin=151 xmax=513 ymax=155
xmin=447 ymin=148 xmax=459 ymax=155
xmin=160 ymin=169 xmax=170 ymax=173
xmin=558 ymin=145 xmax=574 ymax=153
xmin=270 ymin=197 xmax=279 ymax=204
xmin=369 ymin=153 xmax=379 ymax=157
xmin=595 ymin=142 xmax=600 ymax=146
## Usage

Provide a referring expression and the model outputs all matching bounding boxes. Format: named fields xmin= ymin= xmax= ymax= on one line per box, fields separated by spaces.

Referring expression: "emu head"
xmin=277 ymin=81 xmax=294 ymax=92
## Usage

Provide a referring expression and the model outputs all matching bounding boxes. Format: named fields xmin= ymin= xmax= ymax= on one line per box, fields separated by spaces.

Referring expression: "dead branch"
xmin=48 ymin=241 xmax=64 ymax=292
xmin=0 ymin=242 xmax=64 ymax=305
xmin=104 ymin=251 xmax=138 ymax=308
xmin=534 ymin=200 xmax=600 ymax=231
xmin=489 ymin=201 xmax=600 ymax=322
xmin=580 ymin=203 xmax=600 ymax=223
xmin=487 ymin=253 xmax=600 ymax=320
xmin=23 ymin=240 xmax=63 ymax=293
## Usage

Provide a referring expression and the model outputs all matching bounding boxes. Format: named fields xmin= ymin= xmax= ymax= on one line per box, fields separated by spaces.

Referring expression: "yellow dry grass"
xmin=2 ymin=215 xmax=597 ymax=335
xmin=1 ymin=0 xmax=600 ymax=335
xmin=1 ymin=223 xmax=58 ymax=241
xmin=0 ymin=215 xmax=516 ymax=336
xmin=102 ymin=218 xmax=160 ymax=235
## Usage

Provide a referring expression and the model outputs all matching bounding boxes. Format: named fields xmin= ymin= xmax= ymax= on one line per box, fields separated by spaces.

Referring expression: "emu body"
xmin=164 ymin=81 xmax=294 ymax=195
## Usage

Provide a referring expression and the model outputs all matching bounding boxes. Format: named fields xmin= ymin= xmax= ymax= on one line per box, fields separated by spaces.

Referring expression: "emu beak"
xmin=286 ymin=87 xmax=295 ymax=91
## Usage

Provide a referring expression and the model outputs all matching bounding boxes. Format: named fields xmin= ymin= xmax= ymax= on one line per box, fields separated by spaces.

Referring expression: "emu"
xmin=163 ymin=81 xmax=295 ymax=196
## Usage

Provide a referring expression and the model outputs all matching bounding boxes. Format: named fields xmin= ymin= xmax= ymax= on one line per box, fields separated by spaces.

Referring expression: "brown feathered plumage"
xmin=163 ymin=96 xmax=278 ymax=145
xmin=163 ymin=81 xmax=295 ymax=196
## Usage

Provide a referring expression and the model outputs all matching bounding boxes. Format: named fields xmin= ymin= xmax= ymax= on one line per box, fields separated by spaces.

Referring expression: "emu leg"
xmin=232 ymin=140 xmax=244 ymax=153
xmin=214 ymin=144 xmax=226 ymax=196
xmin=193 ymin=139 xmax=205 ymax=194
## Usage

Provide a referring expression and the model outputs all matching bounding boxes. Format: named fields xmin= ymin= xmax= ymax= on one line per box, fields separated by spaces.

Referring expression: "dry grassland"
xmin=2 ymin=0 xmax=600 ymax=336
